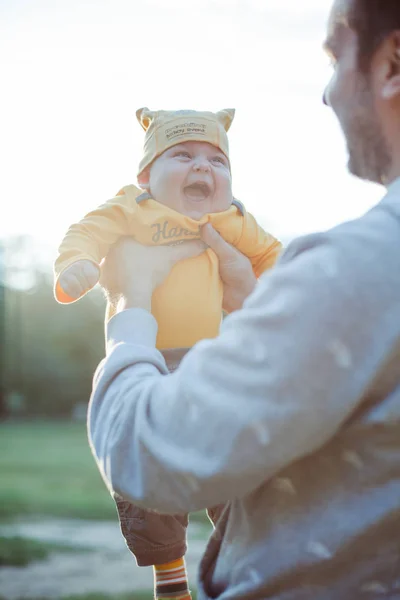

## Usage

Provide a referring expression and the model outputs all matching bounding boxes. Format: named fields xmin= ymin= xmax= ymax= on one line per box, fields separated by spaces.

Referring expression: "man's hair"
xmin=349 ymin=0 xmax=400 ymax=69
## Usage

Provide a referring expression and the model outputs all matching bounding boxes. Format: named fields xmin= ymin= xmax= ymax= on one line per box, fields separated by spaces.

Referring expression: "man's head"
xmin=136 ymin=108 xmax=235 ymax=220
xmin=324 ymin=0 xmax=400 ymax=185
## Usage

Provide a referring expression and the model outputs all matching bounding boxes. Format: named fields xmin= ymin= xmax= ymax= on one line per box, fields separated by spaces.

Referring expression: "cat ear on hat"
xmin=216 ymin=108 xmax=235 ymax=132
xmin=136 ymin=107 xmax=155 ymax=131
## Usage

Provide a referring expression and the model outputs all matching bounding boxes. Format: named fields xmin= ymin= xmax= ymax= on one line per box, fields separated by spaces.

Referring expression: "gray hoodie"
xmin=88 ymin=180 xmax=400 ymax=599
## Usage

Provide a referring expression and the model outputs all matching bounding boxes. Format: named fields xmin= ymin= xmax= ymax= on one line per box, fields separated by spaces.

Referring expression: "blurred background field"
xmin=0 ymin=420 xmax=207 ymax=599
xmin=0 ymin=246 xmax=208 ymax=598
xmin=0 ymin=421 xmax=116 ymax=523
xmin=0 ymin=420 xmax=210 ymax=527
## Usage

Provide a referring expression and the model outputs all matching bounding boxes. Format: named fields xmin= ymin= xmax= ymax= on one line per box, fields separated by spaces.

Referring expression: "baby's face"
xmin=141 ymin=141 xmax=233 ymax=220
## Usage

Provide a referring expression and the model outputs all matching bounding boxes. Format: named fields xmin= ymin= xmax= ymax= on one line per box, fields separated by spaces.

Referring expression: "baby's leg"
xmin=114 ymin=495 xmax=192 ymax=599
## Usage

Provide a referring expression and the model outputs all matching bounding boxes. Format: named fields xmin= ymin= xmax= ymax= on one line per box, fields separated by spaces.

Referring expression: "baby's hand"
xmin=59 ymin=260 xmax=100 ymax=299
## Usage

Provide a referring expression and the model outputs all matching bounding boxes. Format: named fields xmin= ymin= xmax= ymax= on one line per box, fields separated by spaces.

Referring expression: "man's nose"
xmin=323 ymin=86 xmax=330 ymax=107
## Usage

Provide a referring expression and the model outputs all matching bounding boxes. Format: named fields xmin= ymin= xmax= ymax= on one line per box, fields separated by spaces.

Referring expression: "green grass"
xmin=0 ymin=535 xmax=88 ymax=566
xmin=0 ymin=421 xmax=115 ymax=521
xmin=0 ymin=422 xmax=204 ymax=599
xmin=0 ymin=421 xmax=209 ymax=526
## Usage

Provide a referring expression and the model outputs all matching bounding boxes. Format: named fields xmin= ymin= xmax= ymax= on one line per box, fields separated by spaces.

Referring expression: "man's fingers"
xmin=168 ymin=239 xmax=207 ymax=264
xmin=101 ymin=237 xmax=206 ymax=298
xmin=108 ymin=236 xmax=139 ymax=261
xmin=200 ymin=223 xmax=235 ymax=261
xmin=100 ymin=237 xmax=137 ymax=287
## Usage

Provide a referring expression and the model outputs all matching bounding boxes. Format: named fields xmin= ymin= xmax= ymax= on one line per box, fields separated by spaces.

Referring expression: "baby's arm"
xmin=54 ymin=185 xmax=140 ymax=303
xmin=235 ymin=211 xmax=283 ymax=278
xmin=57 ymin=260 xmax=101 ymax=302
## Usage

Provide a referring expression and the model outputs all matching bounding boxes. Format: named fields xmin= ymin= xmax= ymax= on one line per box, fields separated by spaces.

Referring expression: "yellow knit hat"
xmin=136 ymin=107 xmax=235 ymax=177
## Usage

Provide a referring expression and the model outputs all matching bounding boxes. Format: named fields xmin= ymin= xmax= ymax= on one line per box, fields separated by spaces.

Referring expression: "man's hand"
xmin=59 ymin=259 xmax=100 ymax=299
xmin=201 ymin=224 xmax=257 ymax=313
xmin=100 ymin=237 xmax=207 ymax=312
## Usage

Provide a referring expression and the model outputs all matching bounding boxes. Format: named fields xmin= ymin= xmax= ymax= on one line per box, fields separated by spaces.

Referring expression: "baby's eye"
xmin=175 ymin=151 xmax=191 ymax=159
xmin=212 ymin=156 xmax=226 ymax=165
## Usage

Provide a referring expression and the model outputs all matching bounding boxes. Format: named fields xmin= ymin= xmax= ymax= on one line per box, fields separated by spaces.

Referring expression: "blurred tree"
xmin=0 ymin=240 xmax=5 ymax=419
xmin=3 ymin=235 xmax=105 ymax=418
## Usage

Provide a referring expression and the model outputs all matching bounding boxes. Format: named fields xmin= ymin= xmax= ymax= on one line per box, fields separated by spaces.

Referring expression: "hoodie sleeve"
xmin=87 ymin=215 xmax=397 ymax=514
xmin=54 ymin=185 xmax=141 ymax=303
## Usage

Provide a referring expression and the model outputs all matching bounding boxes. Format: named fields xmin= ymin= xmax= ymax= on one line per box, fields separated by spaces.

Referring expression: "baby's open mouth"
xmin=183 ymin=182 xmax=211 ymax=201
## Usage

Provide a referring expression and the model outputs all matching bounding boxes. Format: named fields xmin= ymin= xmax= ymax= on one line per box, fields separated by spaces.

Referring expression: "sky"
xmin=1 ymin=0 xmax=384 ymax=262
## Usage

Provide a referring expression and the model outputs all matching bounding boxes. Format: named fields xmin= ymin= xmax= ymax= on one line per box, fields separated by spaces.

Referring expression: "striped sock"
xmin=153 ymin=557 xmax=192 ymax=599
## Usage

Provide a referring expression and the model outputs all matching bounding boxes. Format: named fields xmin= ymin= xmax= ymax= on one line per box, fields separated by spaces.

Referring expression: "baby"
xmin=54 ymin=107 xmax=281 ymax=349
xmin=54 ymin=107 xmax=282 ymax=600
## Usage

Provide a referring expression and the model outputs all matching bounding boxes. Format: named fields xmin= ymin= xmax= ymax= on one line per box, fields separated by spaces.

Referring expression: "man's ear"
xmin=138 ymin=167 xmax=150 ymax=190
xmin=381 ymin=31 xmax=400 ymax=100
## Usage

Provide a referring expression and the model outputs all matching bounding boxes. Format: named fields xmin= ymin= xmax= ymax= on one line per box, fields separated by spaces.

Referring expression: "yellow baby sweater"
xmin=54 ymin=185 xmax=282 ymax=349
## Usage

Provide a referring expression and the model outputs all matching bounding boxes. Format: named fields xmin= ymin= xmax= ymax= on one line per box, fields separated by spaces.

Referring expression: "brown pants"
xmin=114 ymin=348 xmax=224 ymax=567
xmin=114 ymin=497 xmax=225 ymax=566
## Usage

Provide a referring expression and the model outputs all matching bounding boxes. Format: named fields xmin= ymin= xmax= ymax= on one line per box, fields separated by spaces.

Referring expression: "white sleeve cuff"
xmin=106 ymin=309 xmax=158 ymax=351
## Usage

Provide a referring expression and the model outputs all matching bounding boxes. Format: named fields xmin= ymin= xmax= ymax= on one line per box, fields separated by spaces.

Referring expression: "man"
xmin=88 ymin=1 xmax=400 ymax=598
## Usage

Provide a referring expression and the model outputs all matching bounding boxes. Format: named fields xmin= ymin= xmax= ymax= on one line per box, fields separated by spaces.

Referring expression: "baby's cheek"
xmin=152 ymin=172 xmax=183 ymax=209
xmin=216 ymin=180 xmax=234 ymax=211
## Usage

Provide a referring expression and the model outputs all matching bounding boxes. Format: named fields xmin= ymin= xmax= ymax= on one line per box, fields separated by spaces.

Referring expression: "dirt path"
xmin=0 ymin=518 xmax=210 ymax=599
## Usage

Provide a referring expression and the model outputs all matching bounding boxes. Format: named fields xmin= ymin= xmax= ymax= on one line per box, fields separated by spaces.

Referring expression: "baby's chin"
xmin=182 ymin=198 xmax=233 ymax=220
xmin=184 ymin=208 xmax=210 ymax=221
